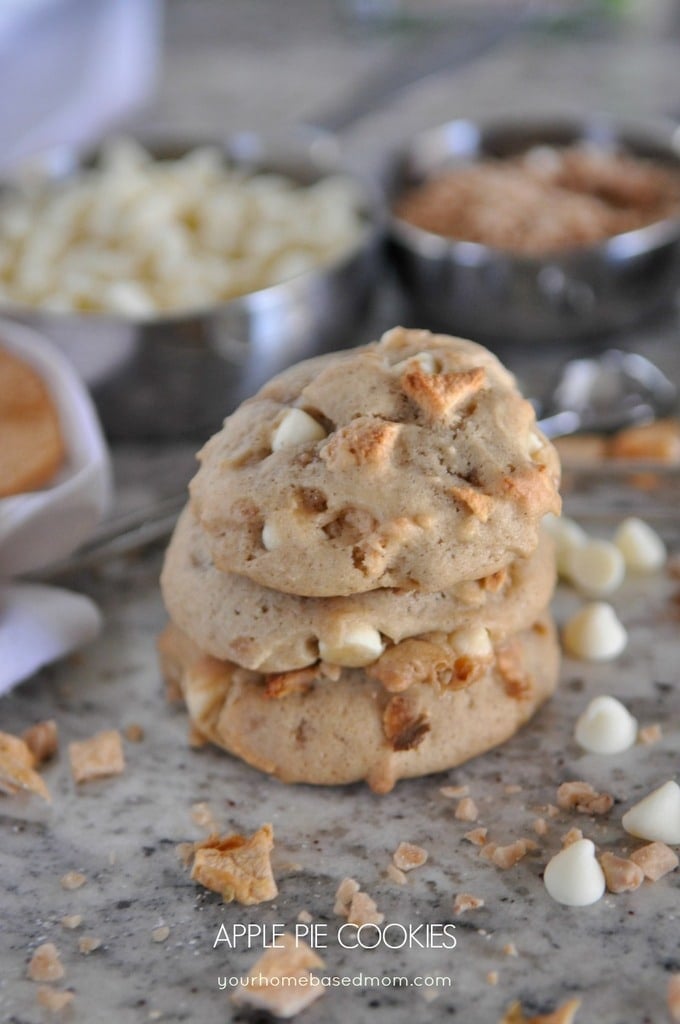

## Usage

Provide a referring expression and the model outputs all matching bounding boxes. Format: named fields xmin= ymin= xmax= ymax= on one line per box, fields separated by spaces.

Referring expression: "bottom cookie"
xmin=158 ymin=616 xmax=559 ymax=794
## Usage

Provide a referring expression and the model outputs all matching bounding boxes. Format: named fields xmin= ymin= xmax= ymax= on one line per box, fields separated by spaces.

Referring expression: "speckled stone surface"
xmin=1 ymin=504 xmax=679 ymax=1024
xmin=3 ymin=3 xmax=680 ymax=1021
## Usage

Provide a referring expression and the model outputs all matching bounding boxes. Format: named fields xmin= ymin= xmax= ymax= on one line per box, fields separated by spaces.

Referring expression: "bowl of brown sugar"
xmin=387 ymin=114 xmax=680 ymax=345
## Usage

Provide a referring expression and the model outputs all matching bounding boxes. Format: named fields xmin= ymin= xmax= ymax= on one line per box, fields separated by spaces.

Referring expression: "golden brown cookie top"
xmin=190 ymin=328 xmax=560 ymax=596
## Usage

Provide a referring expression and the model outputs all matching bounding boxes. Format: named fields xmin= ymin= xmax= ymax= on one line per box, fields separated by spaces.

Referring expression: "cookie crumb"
xmin=533 ymin=818 xmax=549 ymax=836
xmin=386 ymin=863 xmax=408 ymax=885
xmin=189 ymin=824 xmax=277 ymax=905
xmin=334 ymin=878 xmax=360 ymax=917
xmin=27 ymin=943 xmax=64 ymax=982
xmin=78 ymin=935 xmax=102 ymax=955
xmin=503 ymin=942 xmax=519 ymax=957
xmin=453 ymin=892 xmax=484 ymax=914
xmin=69 ymin=730 xmax=125 ymax=784
xmin=668 ymin=975 xmax=680 ymax=1022
xmin=440 ymin=784 xmax=469 ymax=798
xmin=464 ymin=827 xmax=488 ymax=846
xmin=393 ymin=841 xmax=428 ymax=871
xmin=504 ymin=784 xmax=523 ymax=795
xmin=629 ymin=841 xmax=679 ymax=881
xmin=347 ymin=891 xmax=384 ymax=927
xmin=175 ymin=842 xmax=195 ymax=867
xmin=481 ymin=838 xmax=536 ymax=869
xmin=190 ymin=802 xmax=219 ymax=832
xmin=188 ymin=723 xmax=208 ymax=748
xmin=23 ymin=720 xmax=58 ymax=764
xmin=124 ymin=723 xmax=145 ymax=743
xmin=599 ymin=851 xmax=644 ymax=893
xmin=0 ymin=729 xmax=51 ymax=801
xmin=557 ymin=781 xmax=613 ymax=816
xmin=455 ymin=796 xmax=479 ymax=822
xmin=60 ymin=915 xmax=82 ymax=930
xmin=60 ymin=871 xmax=87 ymax=891
xmin=36 ymin=987 xmax=74 ymax=1013
xmin=487 ymin=971 xmax=499 ymax=986
xmin=500 ymin=997 xmax=581 ymax=1023
xmin=297 ymin=910 xmax=313 ymax=924
xmin=638 ymin=723 xmax=662 ymax=745
xmin=561 ymin=828 xmax=584 ymax=849
xmin=152 ymin=926 xmax=170 ymax=943
xmin=232 ymin=934 xmax=324 ymax=1017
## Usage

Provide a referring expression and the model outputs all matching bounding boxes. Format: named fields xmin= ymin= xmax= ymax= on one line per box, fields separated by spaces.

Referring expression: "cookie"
xmin=161 ymin=505 xmax=557 ymax=672
xmin=158 ymin=615 xmax=559 ymax=793
xmin=190 ymin=327 xmax=560 ymax=596
xmin=0 ymin=347 xmax=65 ymax=498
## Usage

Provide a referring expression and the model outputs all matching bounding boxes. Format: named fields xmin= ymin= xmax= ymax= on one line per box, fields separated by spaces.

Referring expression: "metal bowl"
xmin=2 ymin=131 xmax=383 ymax=439
xmin=386 ymin=114 xmax=680 ymax=345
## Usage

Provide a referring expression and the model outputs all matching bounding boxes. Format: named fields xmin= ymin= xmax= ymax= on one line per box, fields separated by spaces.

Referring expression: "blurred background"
xmin=4 ymin=0 xmax=679 ymax=165
xmin=3 ymin=0 xmax=680 ymax=522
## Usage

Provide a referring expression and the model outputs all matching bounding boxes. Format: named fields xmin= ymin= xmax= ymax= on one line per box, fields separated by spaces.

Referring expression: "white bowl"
xmin=0 ymin=318 xmax=112 ymax=576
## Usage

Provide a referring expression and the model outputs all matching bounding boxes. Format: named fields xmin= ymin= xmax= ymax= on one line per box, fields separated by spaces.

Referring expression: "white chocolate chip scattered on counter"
xmin=562 ymin=602 xmax=627 ymax=661
xmin=271 ymin=408 xmax=327 ymax=451
xmin=614 ymin=516 xmax=667 ymax=572
xmin=542 ymin=514 xmax=588 ymax=579
xmin=574 ymin=696 xmax=638 ymax=754
xmin=621 ymin=781 xmax=680 ymax=844
xmin=566 ymin=539 xmax=625 ymax=596
xmin=543 ymin=838 xmax=606 ymax=907
xmin=319 ymin=624 xmax=385 ymax=667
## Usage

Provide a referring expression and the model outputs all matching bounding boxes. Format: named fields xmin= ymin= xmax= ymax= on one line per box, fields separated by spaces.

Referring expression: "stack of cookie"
xmin=159 ymin=327 xmax=561 ymax=793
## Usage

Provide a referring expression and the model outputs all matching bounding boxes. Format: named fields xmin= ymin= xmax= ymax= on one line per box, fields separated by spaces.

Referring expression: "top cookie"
xmin=190 ymin=327 xmax=561 ymax=596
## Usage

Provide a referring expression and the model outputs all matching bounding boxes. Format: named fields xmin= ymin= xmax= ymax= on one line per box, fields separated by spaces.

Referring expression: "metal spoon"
xmin=536 ymin=349 xmax=677 ymax=439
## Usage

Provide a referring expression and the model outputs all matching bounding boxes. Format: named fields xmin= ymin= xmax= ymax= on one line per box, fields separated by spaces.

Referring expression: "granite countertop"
xmin=3 ymin=3 xmax=680 ymax=1022
xmin=2 ymin=504 xmax=679 ymax=1024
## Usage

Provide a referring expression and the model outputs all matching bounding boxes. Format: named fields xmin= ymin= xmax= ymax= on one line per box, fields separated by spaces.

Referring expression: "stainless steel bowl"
xmin=386 ymin=114 xmax=680 ymax=345
xmin=2 ymin=131 xmax=383 ymax=439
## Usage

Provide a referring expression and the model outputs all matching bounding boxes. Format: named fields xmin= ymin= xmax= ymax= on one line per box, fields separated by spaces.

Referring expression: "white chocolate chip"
xmin=449 ymin=625 xmax=492 ymax=659
xmin=614 ymin=517 xmax=666 ymax=572
xmin=574 ymin=696 xmax=638 ymax=754
xmin=393 ymin=352 xmax=439 ymax=375
xmin=622 ymin=780 xmax=680 ymax=844
xmin=527 ymin=431 xmax=544 ymax=457
xmin=319 ymin=624 xmax=385 ymax=668
xmin=567 ymin=539 xmax=625 ymax=596
xmin=562 ymin=602 xmax=627 ymax=661
xmin=271 ymin=408 xmax=326 ymax=451
xmin=261 ymin=521 xmax=281 ymax=551
xmin=542 ymin=514 xmax=588 ymax=579
xmin=543 ymin=838 xmax=605 ymax=906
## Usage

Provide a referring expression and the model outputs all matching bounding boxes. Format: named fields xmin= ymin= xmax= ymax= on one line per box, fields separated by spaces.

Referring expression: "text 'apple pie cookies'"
xmin=159 ymin=327 xmax=561 ymax=793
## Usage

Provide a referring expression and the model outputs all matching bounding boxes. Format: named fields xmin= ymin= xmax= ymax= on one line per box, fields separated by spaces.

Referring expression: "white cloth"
xmin=0 ymin=583 xmax=102 ymax=694
xmin=0 ymin=0 xmax=160 ymax=171
xmin=0 ymin=320 xmax=112 ymax=695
